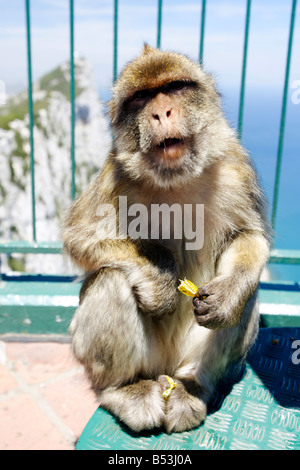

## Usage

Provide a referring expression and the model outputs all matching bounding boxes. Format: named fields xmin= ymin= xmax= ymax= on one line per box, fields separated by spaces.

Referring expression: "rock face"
xmin=0 ymin=58 xmax=111 ymax=274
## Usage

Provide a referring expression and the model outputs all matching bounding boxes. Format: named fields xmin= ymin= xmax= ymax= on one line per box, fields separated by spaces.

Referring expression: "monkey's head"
xmin=109 ymin=45 xmax=228 ymax=189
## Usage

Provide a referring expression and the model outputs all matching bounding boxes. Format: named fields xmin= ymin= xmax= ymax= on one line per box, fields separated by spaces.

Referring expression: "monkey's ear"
xmin=142 ymin=43 xmax=155 ymax=55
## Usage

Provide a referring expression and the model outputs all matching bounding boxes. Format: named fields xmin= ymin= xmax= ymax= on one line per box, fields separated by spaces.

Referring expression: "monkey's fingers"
xmin=193 ymin=297 xmax=210 ymax=316
xmin=196 ymin=283 xmax=215 ymax=300
xmin=178 ymin=278 xmax=215 ymax=299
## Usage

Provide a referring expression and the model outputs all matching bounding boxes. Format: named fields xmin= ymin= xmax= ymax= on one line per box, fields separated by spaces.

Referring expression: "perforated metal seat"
xmin=76 ymin=327 xmax=300 ymax=450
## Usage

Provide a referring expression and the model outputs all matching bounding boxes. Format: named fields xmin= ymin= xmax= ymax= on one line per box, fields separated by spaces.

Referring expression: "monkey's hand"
xmin=192 ymin=275 xmax=251 ymax=329
xmin=126 ymin=262 xmax=180 ymax=317
xmin=130 ymin=242 xmax=180 ymax=317
xmin=103 ymin=243 xmax=180 ymax=318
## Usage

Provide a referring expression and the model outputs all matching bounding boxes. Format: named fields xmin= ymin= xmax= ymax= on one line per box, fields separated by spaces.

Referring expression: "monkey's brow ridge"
xmin=128 ymin=80 xmax=197 ymax=103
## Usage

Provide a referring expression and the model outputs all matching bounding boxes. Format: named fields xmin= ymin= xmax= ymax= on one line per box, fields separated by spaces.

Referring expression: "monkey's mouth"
xmin=155 ymin=138 xmax=186 ymax=162
xmin=158 ymin=137 xmax=183 ymax=150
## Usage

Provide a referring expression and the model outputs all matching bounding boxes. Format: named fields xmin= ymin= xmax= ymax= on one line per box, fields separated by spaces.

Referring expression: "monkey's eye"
xmin=130 ymin=90 xmax=152 ymax=107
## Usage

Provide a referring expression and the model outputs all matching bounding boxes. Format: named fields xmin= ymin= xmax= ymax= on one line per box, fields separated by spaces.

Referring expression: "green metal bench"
xmin=76 ymin=327 xmax=300 ymax=451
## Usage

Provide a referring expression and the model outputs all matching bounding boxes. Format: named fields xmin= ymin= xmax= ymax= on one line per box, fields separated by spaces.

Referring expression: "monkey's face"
xmin=109 ymin=46 xmax=222 ymax=188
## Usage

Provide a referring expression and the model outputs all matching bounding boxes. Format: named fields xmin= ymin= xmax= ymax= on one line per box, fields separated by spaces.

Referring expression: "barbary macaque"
xmin=62 ymin=45 xmax=270 ymax=433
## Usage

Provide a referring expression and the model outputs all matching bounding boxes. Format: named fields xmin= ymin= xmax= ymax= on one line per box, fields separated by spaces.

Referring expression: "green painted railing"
xmin=0 ymin=0 xmax=299 ymax=269
xmin=113 ymin=0 xmax=118 ymax=83
xmin=199 ymin=0 xmax=206 ymax=66
xmin=238 ymin=0 xmax=251 ymax=139
xmin=70 ymin=0 xmax=76 ymax=201
xmin=157 ymin=0 xmax=163 ymax=49
xmin=25 ymin=0 xmax=36 ymax=242
xmin=1 ymin=241 xmax=300 ymax=265
xmin=271 ymin=0 xmax=298 ymax=231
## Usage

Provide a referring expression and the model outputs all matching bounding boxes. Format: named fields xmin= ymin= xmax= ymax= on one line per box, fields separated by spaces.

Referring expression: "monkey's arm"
xmin=62 ymin=168 xmax=179 ymax=316
xmin=193 ymin=231 xmax=270 ymax=329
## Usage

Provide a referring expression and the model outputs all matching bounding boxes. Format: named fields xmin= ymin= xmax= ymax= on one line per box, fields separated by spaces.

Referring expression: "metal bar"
xmin=113 ymin=0 xmax=118 ymax=83
xmin=70 ymin=0 xmax=76 ymax=200
xmin=1 ymin=241 xmax=299 ymax=265
xmin=199 ymin=0 xmax=206 ymax=65
xmin=157 ymin=0 xmax=163 ymax=49
xmin=271 ymin=0 xmax=297 ymax=230
xmin=0 ymin=241 xmax=63 ymax=254
xmin=25 ymin=0 xmax=36 ymax=241
xmin=269 ymin=249 xmax=300 ymax=265
xmin=238 ymin=0 xmax=251 ymax=139
xmin=260 ymin=280 xmax=300 ymax=291
xmin=2 ymin=273 xmax=77 ymax=282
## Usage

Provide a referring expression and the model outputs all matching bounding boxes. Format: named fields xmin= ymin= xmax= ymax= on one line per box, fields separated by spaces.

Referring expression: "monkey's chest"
xmin=125 ymin=186 xmax=220 ymax=275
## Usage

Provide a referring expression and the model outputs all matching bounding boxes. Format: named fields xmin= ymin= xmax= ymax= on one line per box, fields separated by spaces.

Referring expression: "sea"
xmin=223 ymin=85 xmax=300 ymax=283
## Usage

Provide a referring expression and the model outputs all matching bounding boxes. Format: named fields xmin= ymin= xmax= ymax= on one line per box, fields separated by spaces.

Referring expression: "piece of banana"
xmin=178 ymin=278 xmax=207 ymax=300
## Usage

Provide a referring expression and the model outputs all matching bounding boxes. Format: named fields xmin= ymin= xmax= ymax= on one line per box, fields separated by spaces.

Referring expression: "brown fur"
xmin=62 ymin=45 xmax=271 ymax=433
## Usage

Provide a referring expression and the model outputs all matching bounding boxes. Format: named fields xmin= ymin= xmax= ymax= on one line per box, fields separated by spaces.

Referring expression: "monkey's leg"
xmin=161 ymin=294 xmax=260 ymax=433
xmin=70 ymin=268 xmax=150 ymax=388
xmin=158 ymin=375 xmax=207 ymax=433
xmin=98 ymin=380 xmax=166 ymax=432
xmin=70 ymin=268 xmax=166 ymax=432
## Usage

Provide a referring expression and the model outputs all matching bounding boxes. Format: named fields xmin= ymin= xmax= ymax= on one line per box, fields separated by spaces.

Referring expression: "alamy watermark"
xmin=95 ymin=196 xmax=204 ymax=250
xmin=0 ymin=80 xmax=6 ymax=105
xmin=291 ymin=80 xmax=300 ymax=104
xmin=291 ymin=340 xmax=300 ymax=365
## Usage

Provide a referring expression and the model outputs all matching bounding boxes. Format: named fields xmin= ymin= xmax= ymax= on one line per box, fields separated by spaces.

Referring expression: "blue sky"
xmin=0 ymin=0 xmax=299 ymax=101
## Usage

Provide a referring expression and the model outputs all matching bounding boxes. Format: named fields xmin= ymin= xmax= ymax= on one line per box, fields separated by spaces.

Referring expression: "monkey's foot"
xmin=99 ymin=379 xmax=166 ymax=433
xmin=158 ymin=375 xmax=207 ymax=433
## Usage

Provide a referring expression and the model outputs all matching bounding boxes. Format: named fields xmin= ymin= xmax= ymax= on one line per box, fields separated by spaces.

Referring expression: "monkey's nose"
xmin=152 ymin=109 xmax=172 ymax=122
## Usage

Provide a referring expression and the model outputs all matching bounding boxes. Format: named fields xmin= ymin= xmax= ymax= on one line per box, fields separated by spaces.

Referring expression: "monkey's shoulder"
xmin=207 ymin=153 xmax=259 ymax=194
